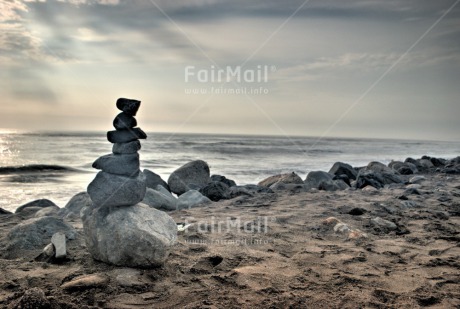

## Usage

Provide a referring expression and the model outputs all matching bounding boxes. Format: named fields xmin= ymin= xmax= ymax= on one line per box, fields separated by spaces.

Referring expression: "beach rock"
xmin=409 ymin=176 xmax=426 ymax=184
xmin=142 ymin=187 xmax=177 ymax=211
xmin=168 ymin=160 xmax=210 ymax=195
xmin=7 ymin=287 xmax=50 ymax=309
xmin=0 ymin=207 xmax=12 ymax=215
xmin=304 ymin=171 xmax=334 ymax=189
xmin=34 ymin=206 xmax=60 ymax=218
xmin=366 ymin=161 xmax=395 ymax=174
xmin=113 ymin=112 xmax=137 ymax=130
xmin=61 ymin=274 xmax=108 ymax=291
xmin=258 ymin=172 xmax=303 ymax=188
xmin=371 ymin=217 xmax=397 ymax=231
xmin=112 ymin=140 xmax=141 ymax=154
xmin=210 ymin=174 xmax=237 ymax=187
xmin=356 ymin=170 xmax=384 ymax=189
xmin=58 ymin=192 xmax=92 ymax=219
xmin=92 ymin=153 xmax=140 ymax=177
xmin=333 ymin=174 xmax=351 ymax=186
xmin=429 ymin=157 xmax=447 ymax=167
xmin=6 ymin=216 xmax=76 ymax=252
xmin=144 ymin=169 xmax=170 ymax=191
xmin=418 ymin=159 xmax=434 ymax=170
xmin=227 ymin=185 xmax=274 ymax=198
xmin=270 ymin=183 xmax=306 ymax=192
xmin=51 ymin=232 xmax=66 ymax=259
xmin=199 ymin=181 xmax=229 ymax=201
xmin=34 ymin=243 xmax=55 ymax=262
xmin=107 ymin=128 xmax=147 ymax=144
xmin=318 ymin=179 xmax=348 ymax=191
xmin=116 ymin=98 xmax=141 ymax=116
xmin=389 ymin=161 xmax=417 ymax=175
xmin=87 ymin=171 xmax=146 ymax=208
xmin=333 ymin=222 xmax=351 ymax=234
xmin=81 ymin=203 xmax=177 ymax=267
xmin=329 ymin=162 xmax=357 ymax=180
xmin=15 ymin=199 xmax=57 ymax=214
xmin=177 ymin=190 xmax=212 ymax=210
xmin=362 ymin=185 xmax=378 ymax=192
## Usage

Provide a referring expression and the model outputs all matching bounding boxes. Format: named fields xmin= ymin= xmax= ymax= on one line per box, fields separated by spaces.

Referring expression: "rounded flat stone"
xmin=116 ymin=98 xmax=141 ymax=116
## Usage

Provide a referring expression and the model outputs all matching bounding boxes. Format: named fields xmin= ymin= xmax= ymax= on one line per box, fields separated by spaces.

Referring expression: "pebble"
xmin=61 ymin=274 xmax=108 ymax=290
xmin=51 ymin=232 xmax=66 ymax=259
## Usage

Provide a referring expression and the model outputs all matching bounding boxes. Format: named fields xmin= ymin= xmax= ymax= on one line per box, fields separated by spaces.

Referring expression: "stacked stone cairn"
xmin=82 ymin=98 xmax=177 ymax=268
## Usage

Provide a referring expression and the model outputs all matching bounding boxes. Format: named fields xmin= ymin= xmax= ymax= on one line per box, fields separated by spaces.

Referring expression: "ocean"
xmin=1 ymin=131 xmax=459 ymax=212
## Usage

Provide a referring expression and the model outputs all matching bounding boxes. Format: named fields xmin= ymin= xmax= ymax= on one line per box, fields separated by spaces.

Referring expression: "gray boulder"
xmin=81 ymin=203 xmax=177 ymax=267
xmin=142 ymin=187 xmax=177 ymax=211
xmin=15 ymin=199 xmax=57 ymax=214
xmin=227 ymin=185 xmax=274 ymax=198
xmin=107 ymin=128 xmax=147 ymax=144
xmin=258 ymin=172 xmax=303 ymax=187
xmin=176 ymin=190 xmax=212 ymax=210
xmin=113 ymin=112 xmax=137 ymax=130
xmin=168 ymin=160 xmax=210 ymax=195
xmin=355 ymin=170 xmax=384 ymax=189
xmin=116 ymin=98 xmax=141 ymax=116
xmin=6 ymin=216 xmax=76 ymax=252
xmin=210 ymin=175 xmax=237 ymax=187
xmin=366 ymin=161 xmax=395 ymax=174
xmin=319 ymin=179 xmax=349 ymax=191
xmin=87 ymin=171 xmax=146 ymax=208
xmin=328 ymin=162 xmax=357 ymax=180
xmin=34 ymin=206 xmax=60 ymax=218
xmin=304 ymin=171 xmax=334 ymax=189
xmin=112 ymin=140 xmax=141 ymax=154
xmin=0 ymin=207 xmax=12 ymax=215
xmin=144 ymin=169 xmax=170 ymax=192
xmin=199 ymin=181 xmax=229 ymax=201
xmin=92 ymin=153 xmax=140 ymax=177
xmin=58 ymin=192 xmax=93 ymax=219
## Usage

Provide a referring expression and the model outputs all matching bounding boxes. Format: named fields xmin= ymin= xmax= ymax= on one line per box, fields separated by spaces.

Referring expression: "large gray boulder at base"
xmin=81 ymin=203 xmax=177 ymax=267
xmin=328 ymin=162 xmax=358 ymax=180
xmin=87 ymin=171 xmax=146 ymax=207
xmin=176 ymin=190 xmax=212 ymax=210
xmin=92 ymin=153 xmax=140 ymax=176
xmin=144 ymin=169 xmax=170 ymax=191
xmin=142 ymin=187 xmax=177 ymax=211
xmin=258 ymin=172 xmax=303 ymax=187
xmin=6 ymin=216 xmax=76 ymax=252
xmin=168 ymin=160 xmax=210 ymax=195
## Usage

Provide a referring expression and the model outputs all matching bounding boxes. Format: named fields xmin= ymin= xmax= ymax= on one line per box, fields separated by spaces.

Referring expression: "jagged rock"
xmin=81 ymin=204 xmax=177 ymax=267
xmin=356 ymin=170 xmax=384 ymax=189
xmin=92 ymin=153 xmax=140 ymax=177
xmin=258 ymin=172 xmax=303 ymax=187
xmin=58 ymin=192 xmax=92 ymax=219
xmin=112 ymin=140 xmax=141 ymax=154
xmin=116 ymin=98 xmax=141 ymax=116
xmin=6 ymin=217 xmax=76 ymax=252
xmin=304 ymin=171 xmax=334 ymax=189
xmin=113 ymin=112 xmax=137 ymax=130
xmin=168 ymin=160 xmax=210 ymax=195
xmin=199 ymin=181 xmax=229 ymax=201
xmin=142 ymin=187 xmax=177 ymax=211
xmin=15 ymin=199 xmax=57 ymax=214
xmin=210 ymin=175 xmax=237 ymax=187
xmin=329 ymin=162 xmax=357 ymax=180
xmin=107 ymin=128 xmax=147 ymax=144
xmin=144 ymin=169 xmax=170 ymax=191
xmin=366 ymin=161 xmax=395 ymax=174
xmin=176 ymin=190 xmax=212 ymax=210
xmin=87 ymin=171 xmax=146 ymax=208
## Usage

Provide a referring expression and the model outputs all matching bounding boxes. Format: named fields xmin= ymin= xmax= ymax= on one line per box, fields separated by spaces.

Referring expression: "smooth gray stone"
xmin=113 ymin=112 xmax=137 ymax=130
xmin=34 ymin=206 xmax=60 ymax=218
xmin=107 ymin=128 xmax=147 ymax=144
xmin=51 ymin=232 xmax=66 ymax=259
xmin=304 ymin=171 xmax=334 ymax=189
xmin=87 ymin=171 xmax=146 ymax=208
xmin=258 ymin=172 xmax=303 ymax=188
xmin=144 ymin=169 xmax=170 ymax=191
xmin=15 ymin=199 xmax=57 ymax=214
xmin=168 ymin=160 xmax=210 ymax=195
xmin=116 ymin=98 xmax=141 ymax=116
xmin=92 ymin=153 xmax=140 ymax=177
xmin=371 ymin=217 xmax=397 ymax=231
xmin=6 ymin=217 xmax=76 ymax=253
xmin=210 ymin=175 xmax=237 ymax=187
xmin=113 ymin=140 xmax=141 ymax=154
xmin=176 ymin=190 xmax=211 ymax=210
xmin=142 ymin=188 xmax=177 ymax=211
xmin=58 ymin=192 xmax=93 ymax=219
xmin=81 ymin=203 xmax=177 ymax=267
xmin=328 ymin=162 xmax=357 ymax=180
xmin=199 ymin=181 xmax=229 ymax=201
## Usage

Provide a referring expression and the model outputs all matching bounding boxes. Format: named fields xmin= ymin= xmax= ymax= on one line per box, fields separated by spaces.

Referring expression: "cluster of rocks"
xmin=82 ymin=98 xmax=177 ymax=268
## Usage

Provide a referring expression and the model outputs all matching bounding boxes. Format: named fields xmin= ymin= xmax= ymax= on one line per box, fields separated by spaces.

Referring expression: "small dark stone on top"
xmin=113 ymin=112 xmax=137 ymax=130
xmin=116 ymin=98 xmax=141 ymax=116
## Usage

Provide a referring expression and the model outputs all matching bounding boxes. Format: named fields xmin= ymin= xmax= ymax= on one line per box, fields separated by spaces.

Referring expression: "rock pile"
xmin=83 ymin=98 xmax=177 ymax=267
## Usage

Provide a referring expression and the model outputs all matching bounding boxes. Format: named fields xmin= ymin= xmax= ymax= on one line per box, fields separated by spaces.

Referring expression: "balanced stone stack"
xmin=82 ymin=98 xmax=177 ymax=268
xmin=87 ymin=98 xmax=147 ymax=207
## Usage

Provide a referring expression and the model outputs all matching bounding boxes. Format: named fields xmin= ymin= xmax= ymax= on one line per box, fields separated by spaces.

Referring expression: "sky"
xmin=1 ymin=0 xmax=459 ymax=141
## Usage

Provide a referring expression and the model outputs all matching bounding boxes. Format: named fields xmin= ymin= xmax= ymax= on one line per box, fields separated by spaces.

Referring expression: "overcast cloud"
xmin=1 ymin=0 xmax=459 ymax=140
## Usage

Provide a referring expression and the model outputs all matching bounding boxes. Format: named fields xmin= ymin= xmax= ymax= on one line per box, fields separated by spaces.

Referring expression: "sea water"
xmin=1 ymin=131 xmax=459 ymax=212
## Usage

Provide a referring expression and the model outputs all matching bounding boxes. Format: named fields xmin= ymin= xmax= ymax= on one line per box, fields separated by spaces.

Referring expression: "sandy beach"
xmin=1 ymin=165 xmax=459 ymax=308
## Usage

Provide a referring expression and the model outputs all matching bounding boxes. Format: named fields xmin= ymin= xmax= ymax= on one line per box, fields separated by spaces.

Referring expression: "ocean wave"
xmin=0 ymin=164 xmax=81 ymax=175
